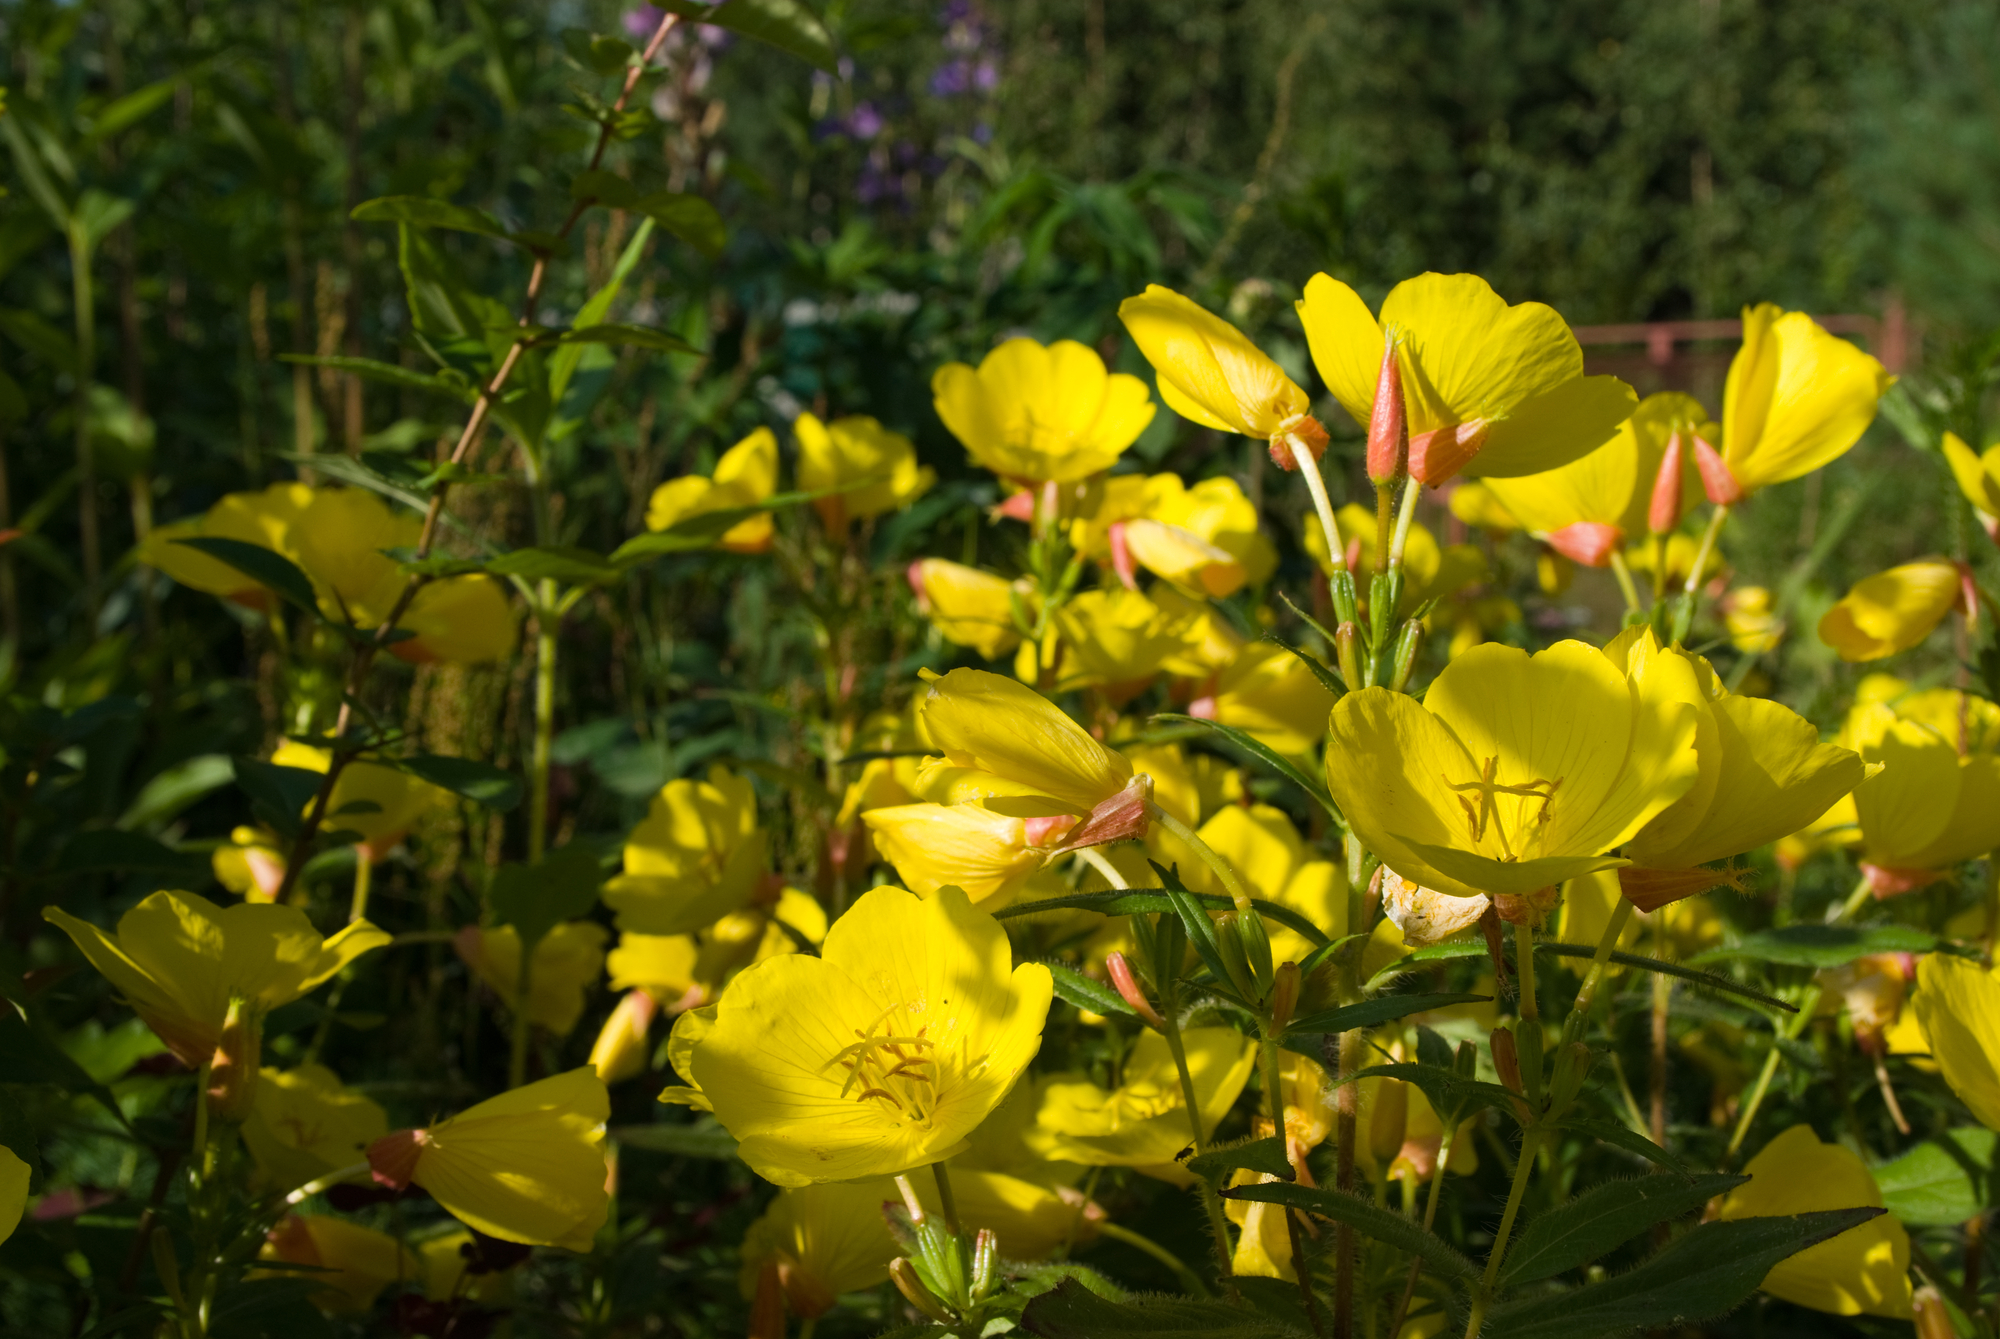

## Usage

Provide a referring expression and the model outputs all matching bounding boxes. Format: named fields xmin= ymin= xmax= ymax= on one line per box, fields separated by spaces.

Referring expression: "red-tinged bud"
xmin=1490 ymin=1025 xmax=1525 ymax=1095
xmin=1407 ymin=419 xmax=1491 ymax=486
xmin=1861 ymin=863 xmax=1942 ymax=899
xmin=1478 ymin=904 xmax=1510 ymax=991
xmin=366 ymin=1128 xmax=429 ymax=1190
xmin=1052 ymin=774 xmax=1153 ymax=852
xmin=1022 ymin=813 xmax=1079 ymax=848
xmin=1690 ymin=435 xmax=1745 ymax=505
xmin=1491 ymin=884 xmax=1561 ymax=928
xmin=1366 ymin=342 xmax=1408 ymax=485
xmin=1649 ymin=431 xmax=1687 ymax=534
xmin=905 ymin=561 xmax=931 ymax=610
xmin=994 ymin=489 xmax=1036 ymax=522
xmin=1957 ymin=559 xmax=1980 ymax=628
xmin=1187 ymin=694 xmax=1218 ymax=720
xmin=1106 ymin=952 xmax=1166 ymax=1029
xmin=1541 ymin=522 xmax=1622 ymax=568
xmin=1393 ymin=1134 xmax=1441 ymax=1180
xmin=1343 ymin=536 xmax=1363 ymax=575
xmin=1914 ymin=1287 xmax=1956 ymax=1339
xmin=1107 ymin=521 xmax=1140 ymax=590
xmin=1617 ymin=864 xmax=1748 ymax=912
xmin=1268 ymin=414 xmax=1330 ymax=472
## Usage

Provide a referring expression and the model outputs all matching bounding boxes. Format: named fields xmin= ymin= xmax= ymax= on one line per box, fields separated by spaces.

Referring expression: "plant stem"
xmin=348 ymin=850 xmax=373 ymax=924
xmin=1148 ymin=803 xmax=1251 ymax=909
xmin=1334 ymin=1029 xmax=1360 ymax=1339
xmin=1076 ymin=845 xmax=1130 ymax=889
xmin=1464 ymin=1129 xmax=1541 ymax=1338
xmin=1292 ymin=436 xmax=1346 ymax=575
xmin=1160 ymin=995 xmax=1236 ymax=1294
xmin=1669 ymin=504 xmax=1729 ymax=643
xmin=1832 ymin=871 xmax=1875 ymax=924
xmin=190 ymin=1059 xmax=212 ymax=1185
xmin=508 ymin=946 xmax=534 ymax=1089
xmin=1389 ymin=1120 xmax=1459 ymax=1338
xmin=1727 ymin=984 xmax=1822 ymax=1159
xmin=1562 ymin=898 xmax=1633 ymax=1045
xmin=1386 ymin=474 xmax=1423 ymax=572
xmin=1607 ymin=548 xmax=1643 ymax=613
xmin=529 ymin=581 xmax=560 ymax=862
xmin=1514 ymin=920 xmax=1538 ymax=1023
xmin=1099 ymin=1223 xmax=1210 ymax=1297
xmin=930 ymin=1161 xmax=961 ymax=1236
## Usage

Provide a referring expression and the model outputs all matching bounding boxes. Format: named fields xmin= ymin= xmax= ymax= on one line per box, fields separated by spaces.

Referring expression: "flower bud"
xmin=1268 ymin=961 xmax=1301 ymax=1034
xmin=1514 ymin=1019 xmax=1545 ymax=1110
xmin=1334 ymin=620 xmax=1364 ymax=690
xmin=207 ymin=998 xmax=265 ymax=1123
xmin=1912 ymin=1287 xmax=1955 ymax=1339
xmin=1407 ymin=419 xmax=1491 ymax=487
xmin=1327 ymin=566 xmax=1359 ymax=625
xmin=1648 ymin=431 xmax=1686 ymax=535
xmin=890 ymin=1257 xmax=957 ymax=1327
xmin=1105 ymin=952 xmax=1166 ymax=1030
xmin=1454 ymin=1039 xmax=1479 ymax=1079
xmin=1490 ymin=1025 xmax=1524 ymax=1095
xmin=1542 ymin=522 xmax=1622 ymax=568
xmin=1389 ymin=618 xmax=1425 ymax=693
xmin=1268 ymin=413 xmax=1330 ymax=472
xmin=1366 ymin=342 xmax=1408 ymax=486
xmin=1545 ymin=1041 xmax=1594 ymax=1117
xmin=1691 ymin=435 xmax=1744 ymax=505
xmin=1236 ymin=910 xmax=1276 ymax=996
xmin=970 ymin=1227 xmax=999 ymax=1300
xmin=588 ymin=989 xmax=659 ymax=1084
xmin=1369 ymin=1077 xmax=1409 ymax=1164
xmin=1213 ymin=913 xmax=1260 ymax=1000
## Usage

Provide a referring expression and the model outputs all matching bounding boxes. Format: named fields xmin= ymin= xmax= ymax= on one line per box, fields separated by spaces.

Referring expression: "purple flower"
xmin=973 ymin=58 xmax=998 ymax=92
xmin=623 ymin=4 xmax=666 ymax=38
xmin=930 ymin=59 xmax=971 ymax=97
xmin=847 ymin=102 xmax=885 ymax=140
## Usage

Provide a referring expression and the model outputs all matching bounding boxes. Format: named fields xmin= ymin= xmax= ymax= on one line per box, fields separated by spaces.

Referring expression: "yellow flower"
xmin=1174 ymin=803 xmax=1348 ymax=959
xmin=604 ymin=765 xmax=771 ymax=934
xmin=241 ymin=1064 xmax=388 ymax=1193
xmin=1297 ymin=272 xmax=1635 ymax=484
xmin=454 ymin=921 xmax=610 ymax=1036
xmin=1026 ymin=1028 xmax=1256 ymax=1181
xmin=1119 ymin=285 xmax=1328 ymax=468
xmin=915 ymin=666 xmax=1146 ymax=820
xmin=44 ymin=891 xmax=388 ymax=1069
xmin=1838 ymin=689 xmax=2000 ymax=895
xmin=212 ymin=825 xmax=286 ymax=902
xmin=258 ymin=1214 xmax=416 ymax=1314
xmin=271 ymin=742 xmax=447 ymax=862
xmin=1073 ymin=473 xmax=1277 ymax=598
xmin=1043 ymin=587 xmax=1199 ymax=697
xmin=645 ymin=427 xmax=780 ymax=553
xmin=861 ymin=806 xmax=1065 ymax=909
xmin=1608 ymin=630 xmax=1867 ymax=908
xmin=1716 ymin=1124 xmax=1911 ymax=1318
xmin=795 ymin=412 xmax=934 ymax=529
xmin=739 ymin=1180 xmax=902 ymax=1320
xmin=605 ymin=888 xmax=827 ymax=1012
xmin=1446 ymin=480 xmax=1520 ymax=531
xmin=1324 ymin=641 xmax=1702 ymax=899
xmin=366 ymin=1067 xmax=610 ymax=1251
xmin=907 ymin=558 xmax=1032 ymax=661
xmin=1721 ymin=586 xmax=1784 ymax=655
xmin=0 ymin=1147 xmax=27 ymax=1248
xmin=931 ymin=337 xmax=1155 ymax=483
xmin=683 ymin=885 xmax=1053 ymax=1185
xmin=1184 ymin=640 xmax=1342 ymax=760
xmin=143 ymin=482 xmax=315 ymax=610
xmin=1913 ymin=954 xmax=2000 ymax=1129
xmin=1818 ymin=560 xmax=1965 ymax=662
xmin=1699 ymin=305 xmax=1892 ymax=502
xmin=1942 ymin=430 xmax=2000 ymax=537
xmin=587 ymin=988 xmax=659 ymax=1084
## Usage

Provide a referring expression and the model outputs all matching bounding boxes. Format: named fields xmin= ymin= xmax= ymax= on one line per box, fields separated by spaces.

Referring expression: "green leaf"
xmin=614 ymin=1118 xmax=740 ymax=1159
xmin=556 ymin=322 xmax=699 ymax=353
xmin=1365 ymin=939 xmax=1487 ymax=989
xmin=1184 ymin=1134 xmax=1294 ymax=1185
xmin=1043 ymin=958 xmax=1134 ymax=1018
xmin=995 ymin=888 xmax=1329 ymax=950
xmin=231 ymin=757 xmax=324 ymax=840
xmin=486 ymin=544 xmax=624 ymax=585
xmin=1151 ymin=712 xmax=1341 ymax=827
xmin=1020 ymin=1278 xmax=1306 ymax=1339
xmin=1223 ymin=1180 xmax=1479 ymax=1284
xmin=1484 ymin=1209 xmax=1884 ymax=1339
xmin=1501 ymin=1174 xmax=1749 ymax=1286
xmin=397 ymin=754 xmax=522 ymax=811
xmin=352 ymin=194 xmax=510 ymax=239
xmin=0 ymin=1014 xmax=129 ymax=1129
xmin=54 ymin=829 xmax=206 ymax=878
xmin=207 ymin=1277 xmax=336 ymax=1339
xmin=561 ymin=28 xmax=636 ymax=75
xmin=489 ymin=844 xmax=602 ymax=950
xmin=1149 ymin=860 xmax=1237 ymax=994
xmin=118 ymin=754 xmax=236 ymax=832
xmin=1328 ymin=1063 xmax=1517 ymax=1126
xmin=656 ymin=0 xmax=837 ymax=73
xmin=548 ymin=218 xmax=656 ymax=435
xmin=607 ymin=489 xmax=819 ymax=566
xmin=1260 ymin=630 xmax=1345 ymax=698
xmin=86 ymin=77 xmax=180 ymax=141
xmin=172 ymin=537 xmax=321 ymax=616
xmin=633 ymin=191 xmax=727 ymax=257
xmin=1282 ymin=992 xmax=1491 ymax=1040
xmin=1871 ymin=1127 xmax=1997 ymax=1226
xmin=278 ymin=354 xmax=472 ymax=399
xmin=1556 ymin=1116 xmax=1690 ymax=1177
xmin=1690 ymin=923 xmax=1942 ymax=970
xmin=1536 ymin=942 xmax=1796 ymax=1013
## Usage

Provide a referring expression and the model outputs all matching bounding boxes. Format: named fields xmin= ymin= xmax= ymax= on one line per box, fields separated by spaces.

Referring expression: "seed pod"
xmin=1335 ymin=620 xmax=1365 ymax=690
xmin=1268 ymin=961 xmax=1301 ymax=1034
xmin=1390 ymin=618 xmax=1425 ymax=693
xmin=1213 ymin=913 xmax=1260 ymax=1000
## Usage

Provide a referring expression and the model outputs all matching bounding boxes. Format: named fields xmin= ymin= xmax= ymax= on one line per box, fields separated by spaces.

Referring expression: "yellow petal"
xmin=1848 ymin=706 xmax=1960 ymax=865
xmin=909 ymin=559 xmax=1028 ymax=660
xmin=1942 ymin=430 xmax=2000 ymax=515
xmin=918 ymin=668 xmax=1132 ymax=811
xmin=737 ymin=1180 xmax=902 ymax=1316
xmin=0 ymin=1146 xmax=28 ymax=1247
xmin=1471 ymin=376 xmax=1637 ymax=479
xmin=1721 ymin=306 xmax=1891 ymax=492
xmin=415 ymin=1067 xmax=610 ymax=1251
xmin=242 ymin=1064 xmax=389 ymax=1194
xmin=1296 ymin=273 xmax=1385 ymax=429
xmin=1914 ymin=955 xmax=2000 ymax=1131
xmin=932 ymin=338 xmax=1151 ymax=482
xmin=860 ymin=803 xmax=1050 ymax=908
xmin=1118 ymin=285 xmax=1308 ymax=438
xmin=257 ymin=1214 xmax=417 ymax=1314
xmin=398 ymin=575 xmax=518 ymax=665
xmin=1818 ymin=560 xmax=1961 ymax=662
xmin=713 ymin=427 xmax=779 ymax=498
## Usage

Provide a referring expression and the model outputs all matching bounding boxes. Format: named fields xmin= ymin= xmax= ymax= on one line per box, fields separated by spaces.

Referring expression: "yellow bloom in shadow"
xmin=1298 ymin=272 xmax=1635 ymax=484
xmin=44 ymin=891 xmax=388 ymax=1068
xmin=1025 ymin=1027 xmax=1255 ymax=1182
xmin=907 ymin=558 xmax=1032 ymax=661
xmin=1185 ymin=640 xmax=1342 ymax=761
xmin=645 ymin=427 xmax=779 ymax=552
xmin=1716 ymin=1124 xmax=1911 ymax=1318
xmin=795 ymin=412 xmax=933 ymax=529
xmin=605 ymin=887 xmax=826 ymax=1012
xmin=0 ymin=1147 xmax=26 ymax=1247
xmin=367 ymin=1067 xmax=610 ymax=1251
xmin=604 ymin=764 xmax=770 ymax=934
xmin=684 ymin=885 xmax=1053 ymax=1185
xmin=1942 ymin=430 xmax=2000 ymax=537
xmin=454 ymin=921 xmax=609 ymax=1036
xmin=272 ymin=742 xmax=448 ymax=861
xmin=213 ymin=825 xmax=287 ymax=902
xmin=143 ymin=482 xmax=315 ymax=610
xmin=738 ymin=1180 xmax=903 ymax=1320
xmin=1913 ymin=954 xmax=2000 ymax=1130
xmin=1818 ymin=560 xmax=1964 ymax=662
xmin=1838 ymin=684 xmax=2000 ymax=895
xmin=257 ymin=1214 xmax=416 ymax=1314
xmin=1325 ymin=641 xmax=1702 ymax=899
xmin=1709 ymin=304 xmax=1892 ymax=500
xmin=1044 ymin=587 xmax=1200 ymax=698
xmin=932 ymin=337 xmax=1155 ymax=483
xmin=241 ymin=1063 xmax=388 ymax=1194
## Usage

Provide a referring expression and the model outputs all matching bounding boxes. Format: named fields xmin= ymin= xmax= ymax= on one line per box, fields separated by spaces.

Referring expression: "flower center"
xmin=824 ymin=1003 xmax=940 ymax=1124
xmin=1441 ymin=756 xmax=1562 ymax=861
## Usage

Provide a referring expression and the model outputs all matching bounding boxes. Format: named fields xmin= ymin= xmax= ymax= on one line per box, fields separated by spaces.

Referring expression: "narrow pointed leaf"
xmin=1020 ymin=1277 xmax=1307 ymax=1339
xmin=1282 ymin=992 xmax=1491 ymax=1039
xmin=1501 ymin=1173 xmax=1749 ymax=1286
xmin=352 ymin=194 xmax=509 ymax=239
xmin=1536 ymin=942 xmax=1796 ymax=1013
xmin=1042 ymin=958 xmax=1133 ymax=1018
xmin=173 ymin=538 xmax=320 ymax=616
xmin=1223 ymin=1180 xmax=1479 ymax=1283
xmin=396 ymin=754 xmax=522 ymax=811
xmin=1261 ymin=630 xmax=1345 ymax=698
xmin=1185 ymin=1135 xmax=1294 ymax=1184
xmin=1151 ymin=712 xmax=1341 ymax=825
xmin=996 ymin=889 xmax=1330 ymax=949
xmin=1556 ymin=1116 xmax=1690 ymax=1177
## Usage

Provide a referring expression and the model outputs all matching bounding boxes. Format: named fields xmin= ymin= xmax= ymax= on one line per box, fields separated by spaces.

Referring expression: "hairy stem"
xmin=1148 ymin=803 xmax=1251 ymax=909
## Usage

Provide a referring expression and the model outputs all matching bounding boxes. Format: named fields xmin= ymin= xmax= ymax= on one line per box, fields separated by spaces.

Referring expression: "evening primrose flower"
xmin=1913 ymin=954 xmax=2000 ymax=1129
xmin=645 ymin=427 xmax=780 ymax=553
xmin=1043 ymin=587 xmax=1199 ymax=698
xmin=795 ymin=412 xmax=933 ymax=530
xmin=1838 ymin=690 xmax=2000 ymax=895
xmin=1119 ymin=285 xmax=1329 ymax=470
xmin=271 ymin=742 xmax=447 ymax=861
xmin=44 ymin=891 xmax=388 ymax=1071
xmin=241 ymin=1064 xmax=388 ymax=1194
xmin=1073 ymin=473 xmax=1276 ymax=598
xmin=1722 ymin=586 xmax=1784 ymax=655
xmin=1698 ymin=304 xmax=1893 ymax=503
xmin=143 ymin=481 xmax=315 ymax=610
xmin=0 ymin=1148 xmax=27 ymax=1247
xmin=367 ymin=1067 xmax=610 ymax=1251
xmin=212 ymin=825 xmax=286 ymax=902
xmin=1324 ymin=641 xmax=1701 ymax=900
xmin=1942 ymin=430 xmax=2000 ymax=540
xmin=603 ymin=765 xmax=771 ymax=934
xmin=1184 ymin=640 xmax=1342 ymax=760
xmin=605 ymin=887 xmax=827 ymax=1013
xmin=906 ymin=558 xmax=1031 ymax=661
xmin=454 ymin=921 xmax=610 ymax=1036
xmin=1716 ymin=1125 xmax=1911 ymax=1318
xmin=931 ymin=337 xmax=1155 ymax=483
xmin=258 ymin=1215 xmax=416 ymax=1314
xmin=1818 ymin=560 xmax=1967 ymax=662
xmin=681 ymin=885 xmax=1054 ymax=1185
xmin=739 ymin=1180 xmax=902 ymax=1323
xmin=1026 ymin=1028 xmax=1256 ymax=1179
xmin=1297 ymin=272 xmax=1636 ymax=484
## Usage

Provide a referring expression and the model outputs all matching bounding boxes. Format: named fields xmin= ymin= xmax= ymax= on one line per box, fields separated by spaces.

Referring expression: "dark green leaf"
xmin=614 ymin=1118 xmax=740 ymax=1159
xmin=207 ymin=1277 xmax=337 ymax=1339
xmin=656 ymin=0 xmax=837 ymax=73
xmin=1502 ymin=1174 xmax=1749 ymax=1286
xmin=486 ymin=544 xmax=623 ymax=585
xmin=607 ymin=490 xmax=819 ymax=565
xmin=173 ymin=537 xmax=321 ymax=616
xmin=556 ymin=322 xmax=699 ymax=353
xmin=1326 ymin=1063 xmax=1517 ymax=1126
xmin=87 ymin=78 xmax=180 ymax=140
xmin=634 ymin=191 xmax=727 ymax=257
xmin=995 ymin=888 xmax=1329 ymax=951
xmin=1151 ymin=712 xmax=1341 ymax=827
xmin=1184 ymin=1135 xmax=1294 ymax=1184
xmin=1020 ymin=1278 xmax=1307 ymax=1339
xmin=1043 ymin=959 xmax=1134 ymax=1018
xmin=1690 ymin=924 xmax=1942 ymax=970
xmin=0 ymin=1014 xmax=129 ymax=1128
xmin=397 ymin=754 xmax=522 ymax=811
xmin=231 ymin=758 xmax=325 ymax=840
xmin=561 ymin=28 xmax=636 ymax=75
xmin=1485 ymin=1210 xmax=1883 ymax=1339
xmin=1365 ymin=939 xmax=1487 ymax=989
xmin=352 ymin=194 xmax=509 ymax=239
xmin=1150 ymin=860 xmax=1237 ymax=993
xmin=1283 ymin=992 xmax=1491 ymax=1040
xmin=1871 ymin=1127 xmax=1997 ymax=1226
xmin=1556 ymin=1117 xmax=1690 ymax=1177
xmin=1260 ymin=630 xmax=1345 ymax=698
xmin=1223 ymin=1180 xmax=1479 ymax=1283
xmin=489 ymin=844 xmax=602 ymax=950
xmin=54 ymin=829 xmax=206 ymax=878
xmin=1537 ymin=942 xmax=1796 ymax=1013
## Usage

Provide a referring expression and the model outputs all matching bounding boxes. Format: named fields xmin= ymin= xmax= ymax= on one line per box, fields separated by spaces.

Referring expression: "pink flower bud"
xmin=1691 ymin=435 xmax=1744 ymax=505
xmin=1105 ymin=952 xmax=1166 ymax=1029
xmin=1366 ymin=342 xmax=1407 ymax=485
xmin=1648 ymin=431 xmax=1686 ymax=534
